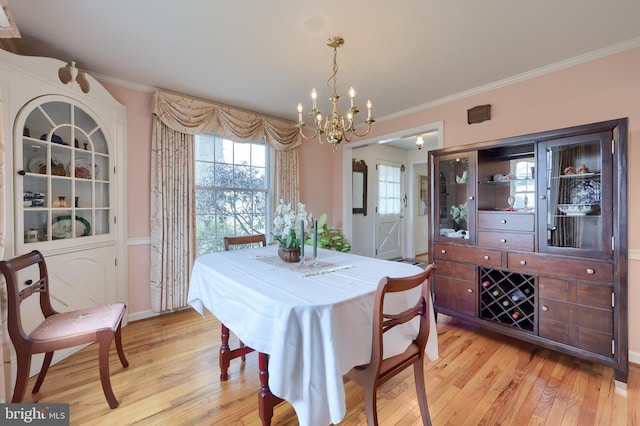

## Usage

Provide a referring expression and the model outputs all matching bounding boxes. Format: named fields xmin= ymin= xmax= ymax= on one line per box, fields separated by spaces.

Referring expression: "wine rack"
xmin=480 ymin=268 xmax=535 ymax=332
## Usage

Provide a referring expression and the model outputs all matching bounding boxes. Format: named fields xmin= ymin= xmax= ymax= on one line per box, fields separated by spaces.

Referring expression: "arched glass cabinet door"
xmin=15 ymin=95 xmax=113 ymax=250
xmin=432 ymin=151 xmax=476 ymax=243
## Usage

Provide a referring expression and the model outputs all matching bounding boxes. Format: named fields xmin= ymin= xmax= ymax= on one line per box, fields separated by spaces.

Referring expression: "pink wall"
xmin=104 ymin=47 xmax=640 ymax=357
xmin=101 ymin=83 xmax=153 ymax=314
xmin=323 ymin=47 xmax=640 ymax=356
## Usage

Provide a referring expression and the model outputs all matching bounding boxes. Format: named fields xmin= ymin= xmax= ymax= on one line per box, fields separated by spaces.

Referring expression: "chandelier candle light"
xmin=296 ymin=36 xmax=375 ymax=151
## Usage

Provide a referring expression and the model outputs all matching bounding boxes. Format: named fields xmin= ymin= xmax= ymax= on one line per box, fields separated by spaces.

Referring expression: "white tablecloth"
xmin=188 ymin=246 xmax=438 ymax=426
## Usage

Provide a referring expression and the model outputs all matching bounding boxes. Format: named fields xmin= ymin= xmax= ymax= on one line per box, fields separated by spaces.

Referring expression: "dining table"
xmin=188 ymin=245 xmax=438 ymax=426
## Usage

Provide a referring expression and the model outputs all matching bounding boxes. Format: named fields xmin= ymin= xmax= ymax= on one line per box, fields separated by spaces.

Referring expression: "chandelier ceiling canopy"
xmin=296 ymin=36 xmax=374 ymax=151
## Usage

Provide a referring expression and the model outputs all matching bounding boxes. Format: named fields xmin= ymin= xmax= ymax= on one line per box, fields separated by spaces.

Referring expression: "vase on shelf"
xmin=278 ymin=247 xmax=301 ymax=263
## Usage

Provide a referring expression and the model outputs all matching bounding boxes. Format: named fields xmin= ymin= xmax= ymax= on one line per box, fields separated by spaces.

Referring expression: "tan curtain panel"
xmin=150 ymin=118 xmax=196 ymax=312
xmin=152 ymin=89 xmax=302 ymax=152
xmin=150 ymin=90 xmax=301 ymax=312
xmin=274 ymin=148 xmax=300 ymax=208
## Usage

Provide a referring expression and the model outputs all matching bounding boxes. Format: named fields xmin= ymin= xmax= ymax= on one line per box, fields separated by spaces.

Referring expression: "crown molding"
xmin=378 ymin=37 xmax=640 ymax=123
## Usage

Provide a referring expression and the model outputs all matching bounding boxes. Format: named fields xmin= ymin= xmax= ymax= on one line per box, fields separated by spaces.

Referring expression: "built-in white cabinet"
xmin=0 ymin=48 xmax=128 ymax=400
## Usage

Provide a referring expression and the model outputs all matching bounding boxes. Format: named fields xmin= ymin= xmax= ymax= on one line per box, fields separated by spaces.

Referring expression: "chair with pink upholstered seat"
xmin=0 ymin=250 xmax=129 ymax=408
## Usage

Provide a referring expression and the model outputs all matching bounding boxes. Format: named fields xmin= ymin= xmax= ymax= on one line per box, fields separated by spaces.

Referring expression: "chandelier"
xmin=296 ymin=36 xmax=375 ymax=150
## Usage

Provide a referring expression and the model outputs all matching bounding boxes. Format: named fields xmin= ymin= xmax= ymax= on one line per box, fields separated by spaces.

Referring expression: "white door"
xmin=375 ymin=161 xmax=403 ymax=259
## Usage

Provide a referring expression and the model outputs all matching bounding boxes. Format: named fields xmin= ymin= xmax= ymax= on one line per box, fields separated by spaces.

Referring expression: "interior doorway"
xmin=342 ymin=122 xmax=444 ymax=258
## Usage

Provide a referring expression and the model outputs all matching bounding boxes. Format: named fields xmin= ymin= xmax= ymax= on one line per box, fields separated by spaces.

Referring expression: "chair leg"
xmin=363 ymin=384 xmax=379 ymax=426
xmin=413 ymin=360 xmax=432 ymax=426
xmin=11 ymin=351 xmax=32 ymax=403
xmin=32 ymin=351 xmax=54 ymax=393
xmin=240 ymin=340 xmax=246 ymax=362
xmin=114 ymin=323 xmax=129 ymax=368
xmin=98 ymin=332 xmax=119 ymax=409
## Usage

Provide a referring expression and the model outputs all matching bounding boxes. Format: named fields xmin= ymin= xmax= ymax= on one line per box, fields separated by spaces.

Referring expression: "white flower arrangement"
xmin=273 ymin=200 xmax=311 ymax=249
xmin=450 ymin=202 xmax=468 ymax=230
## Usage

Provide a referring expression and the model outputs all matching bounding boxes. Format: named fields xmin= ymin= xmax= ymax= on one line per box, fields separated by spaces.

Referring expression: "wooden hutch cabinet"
xmin=429 ymin=119 xmax=628 ymax=384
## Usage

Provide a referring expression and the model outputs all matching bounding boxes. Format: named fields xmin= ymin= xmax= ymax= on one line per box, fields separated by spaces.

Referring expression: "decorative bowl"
xmin=557 ymin=204 xmax=593 ymax=216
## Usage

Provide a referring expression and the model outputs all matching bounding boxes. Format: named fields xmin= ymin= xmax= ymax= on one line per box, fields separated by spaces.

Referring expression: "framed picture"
xmin=419 ymin=175 xmax=428 ymax=216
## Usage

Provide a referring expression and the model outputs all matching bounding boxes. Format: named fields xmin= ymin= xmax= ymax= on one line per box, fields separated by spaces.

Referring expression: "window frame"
xmin=194 ymin=133 xmax=274 ymax=255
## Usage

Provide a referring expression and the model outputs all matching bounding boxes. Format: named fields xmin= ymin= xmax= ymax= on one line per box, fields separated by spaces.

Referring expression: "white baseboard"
xmin=127 ymin=310 xmax=160 ymax=322
xmin=629 ymin=350 xmax=640 ymax=365
xmin=127 ymin=307 xmax=191 ymax=322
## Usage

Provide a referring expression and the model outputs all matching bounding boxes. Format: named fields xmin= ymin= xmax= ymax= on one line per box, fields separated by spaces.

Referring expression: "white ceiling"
xmin=6 ymin=0 xmax=640 ymax=134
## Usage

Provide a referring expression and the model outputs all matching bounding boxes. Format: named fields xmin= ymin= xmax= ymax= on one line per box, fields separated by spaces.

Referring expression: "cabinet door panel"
xmin=434 ymin=274 xmax=476 ymax=316
xmin=539 ymin=276 xmax=612 ymax=310
xmin=539 ymin=317 xmax=612 ymax=357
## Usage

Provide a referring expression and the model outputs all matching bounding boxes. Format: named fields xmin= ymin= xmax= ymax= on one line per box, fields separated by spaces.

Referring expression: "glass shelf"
xmin=19 ymin=99 xmax=111 ymax=245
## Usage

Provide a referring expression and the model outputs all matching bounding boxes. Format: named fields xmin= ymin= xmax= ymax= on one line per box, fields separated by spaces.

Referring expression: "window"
xmin=194 ymin=134 xmax=272 ymax=255
xmin=510 ymin=158 xmax=536 ymax=209
xmin=378 ymin=163 xmax=402 ymax=214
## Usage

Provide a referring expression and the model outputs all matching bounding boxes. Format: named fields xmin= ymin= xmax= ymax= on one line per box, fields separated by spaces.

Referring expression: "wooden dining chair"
xmin=223 ymin=234 xmax=267 ymax=251
xmin=219 ymin=234 xmax=266 ymax=380
xmin=0 ymin=250 xmax=129 ymax=408
xmin=345 ymin=264 xmax=435 ymax=426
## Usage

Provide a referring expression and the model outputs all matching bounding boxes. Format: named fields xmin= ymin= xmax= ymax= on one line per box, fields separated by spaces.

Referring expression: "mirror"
xmin=352 ymin=159 xmax=367 ymax=215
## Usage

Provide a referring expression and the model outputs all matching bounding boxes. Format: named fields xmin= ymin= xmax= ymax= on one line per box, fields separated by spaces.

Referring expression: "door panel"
xmin=375 ymin=162 xmax=403 ymax=259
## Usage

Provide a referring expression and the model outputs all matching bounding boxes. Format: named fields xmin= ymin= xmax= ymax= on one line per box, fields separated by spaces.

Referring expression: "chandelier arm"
xmin=351 ymin=123 xmax=374 ymax=138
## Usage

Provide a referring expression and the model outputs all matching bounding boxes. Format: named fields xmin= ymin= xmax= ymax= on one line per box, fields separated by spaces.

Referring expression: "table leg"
xmin=220 ymin=324 xmax=231 ymax=381
xmin=258 ymin=352 xmax=274 ymax=425
xmin=258 ymin=352 xmax=285 ymax=425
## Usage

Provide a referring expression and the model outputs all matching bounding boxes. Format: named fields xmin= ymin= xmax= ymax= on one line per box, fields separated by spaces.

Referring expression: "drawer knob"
xmin=468 ymin=196 xmax=475 ymax=201
xmin=542 ymin=305 xmax=549 ymax=312
xmin=520 ymin=260 xmax=526 ymax=266
xmin=441 ymin=249 xmax=446 ymax=254
xmin=467 ymin=288 xmax=473 ymax=293
xmin=483 ymin=255 xmax=490 ymax=260
xmin=539 ymin=195 xmax=547 ymax=200
xmin=586 ymin=268 xmax=595 ymax=275
xmin=500 ymin=238 xmax=507 ymax=243
xmin=501 ymin=220 xmax=507 ymax=224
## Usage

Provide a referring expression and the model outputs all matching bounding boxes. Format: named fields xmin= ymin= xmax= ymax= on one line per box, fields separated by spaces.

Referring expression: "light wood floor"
xmin=17 ymin=309 xmax=639 ymax=425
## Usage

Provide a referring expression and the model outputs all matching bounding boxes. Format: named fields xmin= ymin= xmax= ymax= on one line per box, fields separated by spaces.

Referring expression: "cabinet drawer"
xmin=434 ymin=243 xmax=502 ymax=267
xmin=477 ymin=231 xmax=534 ymax=252
xmin=507 ymin=253 xmax=613 ymax=282
xmin=478 ymin=212 xmax=534 ymax=231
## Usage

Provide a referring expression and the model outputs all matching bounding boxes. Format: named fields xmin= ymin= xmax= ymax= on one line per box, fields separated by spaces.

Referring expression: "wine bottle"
xmin=502 ymin=299 xmax=510 ymax=307
xmin=482 ymin=280 xmax=490 ymax=288
xmin=511 ymin=307 xmax=525 ymax=320
xmin=511 ymin=289 xmax=525 ymax=302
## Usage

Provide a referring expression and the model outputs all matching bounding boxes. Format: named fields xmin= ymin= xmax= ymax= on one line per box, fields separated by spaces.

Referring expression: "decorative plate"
xmin=28 ymin=156 xmax=47 ymax=174
xmin=557 ymin=204 xmax=593 ymax=216
xmin=28 ymin=156 xmax=67 ymax=176
xmin=73 ymin=159 xmax=97 ymax=179
xmin=568 ymin=180 xmax=600 ymax=205
xmin=50 ymin=215 xmax=91 ymax=239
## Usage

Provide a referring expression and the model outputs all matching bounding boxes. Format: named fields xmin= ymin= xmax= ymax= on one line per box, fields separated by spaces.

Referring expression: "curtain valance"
xmin=152 ymin=89 xmax=301 ymax=151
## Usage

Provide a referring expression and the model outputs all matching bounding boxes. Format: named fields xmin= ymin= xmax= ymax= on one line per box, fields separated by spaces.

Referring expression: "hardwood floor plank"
xmin=13 ymin=310 xmax=638 ymax=425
